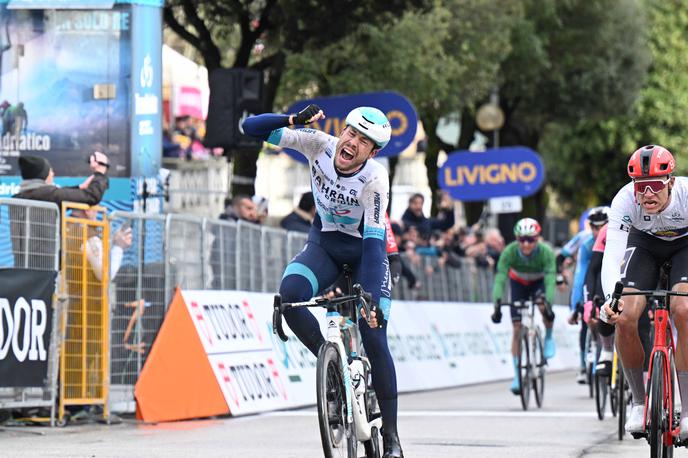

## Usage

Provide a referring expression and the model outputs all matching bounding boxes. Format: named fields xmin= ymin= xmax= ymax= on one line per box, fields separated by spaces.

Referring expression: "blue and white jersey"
xmin=561 ymin=230 xmax=594 ymax=309
xmin=267 ymin=127 xmax=389 ymax=240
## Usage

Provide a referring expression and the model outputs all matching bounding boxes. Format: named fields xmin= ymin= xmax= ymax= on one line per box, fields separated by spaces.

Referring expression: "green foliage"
xmin=537 ymin=0 xmax=688 ymax=216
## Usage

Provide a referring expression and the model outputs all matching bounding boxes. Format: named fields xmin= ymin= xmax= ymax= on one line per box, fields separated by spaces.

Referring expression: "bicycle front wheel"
xmin=316 ymin=342 xmax=357 ymax=458
xmin=594 ymin=370 xmax=608 ymax=420
xmin=518 ymin=328 xmax=531 ymax=411
xmin=648 ymin=352 xmax=671 ymax=458
xmin=532 ymin=331 xmax=545 ymax=408
xmin=617 ymin=365 xmax=626 ymax=440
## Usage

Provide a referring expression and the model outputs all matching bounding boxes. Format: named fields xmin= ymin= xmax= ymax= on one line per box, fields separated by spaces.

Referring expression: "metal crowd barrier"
xmin=0 ymin=198 xmax=62 ymax=425
xmin=2 ymin=198 xmax=571 ymax=417
xmin=59 ymin=203 xmax=110 ymax=424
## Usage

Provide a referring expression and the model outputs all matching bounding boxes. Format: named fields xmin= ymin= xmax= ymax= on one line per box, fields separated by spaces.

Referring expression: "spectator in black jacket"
xmin=11 ymin=152 xmax=109 ymax=269
xmin=401 ymin=191 xmax=455 ymax=240
xmin=13 ymin=153 xmax=109 ymax=207
xmin=280 ymin=191 xmax=315 ymax=233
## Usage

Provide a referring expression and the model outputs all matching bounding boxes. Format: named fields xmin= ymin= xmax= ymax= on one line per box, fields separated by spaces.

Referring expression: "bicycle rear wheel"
xmin=518 ymin=328 xmax=531 ymax=410
xmin=649 ymin=352 xmax=671 ymax=458
xmin=610 ymin=369 xmax=618 ymax=418
xmin=532 ymin=331 xmax=545 ymax=408
xmin=594 ymin=370 xmax=608 ymax=420
xmin=617 ymin=365 xmax=626 ymax=440
xmin=317 ymin=343 xmax=357 ymax=458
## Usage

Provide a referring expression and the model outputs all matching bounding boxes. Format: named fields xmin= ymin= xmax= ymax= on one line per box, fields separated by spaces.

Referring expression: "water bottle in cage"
xmin=349 ymin=358 xmax=366 ymax=396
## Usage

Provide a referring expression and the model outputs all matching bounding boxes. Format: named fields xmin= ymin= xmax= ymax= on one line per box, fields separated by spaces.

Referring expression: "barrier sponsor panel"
xmin=138 ymin=289 xmax=579 ymax=420
xmin=0 ymin=268 xmax=56 ymax=387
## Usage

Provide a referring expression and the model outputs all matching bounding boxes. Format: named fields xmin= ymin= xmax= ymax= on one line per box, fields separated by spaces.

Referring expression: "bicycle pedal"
xmin=630 ymin=432 xmax=647 ymax=440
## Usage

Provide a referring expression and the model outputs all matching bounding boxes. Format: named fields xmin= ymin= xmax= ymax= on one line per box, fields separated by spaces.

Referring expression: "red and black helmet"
xmin=627 ymin=145 xmax=675 ymax=178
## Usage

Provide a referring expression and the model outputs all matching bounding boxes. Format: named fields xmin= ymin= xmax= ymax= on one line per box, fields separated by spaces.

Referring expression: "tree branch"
xmin=180 ymin=0 xmax=222 ymax=70
xmin=163 ymin=6 xmax=203 ymax=51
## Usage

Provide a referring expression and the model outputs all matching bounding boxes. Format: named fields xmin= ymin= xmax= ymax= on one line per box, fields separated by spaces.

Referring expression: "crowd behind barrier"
xmin=0 ymin=197 xmax=571 ymax=418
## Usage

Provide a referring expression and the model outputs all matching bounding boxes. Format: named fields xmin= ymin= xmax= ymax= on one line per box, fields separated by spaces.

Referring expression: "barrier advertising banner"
xmin=284 ymin=91 xmax=418 ymax=163
xmin=137 ymin=289 xmax=579 ymax=421
xmin=438 ymin=147 xmax=546 ymax=201
xmin=0 ymin=268 xmax=56 ymax=387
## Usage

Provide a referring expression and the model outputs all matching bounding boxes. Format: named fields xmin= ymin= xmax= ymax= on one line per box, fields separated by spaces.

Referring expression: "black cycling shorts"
xmin=621 ymin=228 xmax=688 ymax=290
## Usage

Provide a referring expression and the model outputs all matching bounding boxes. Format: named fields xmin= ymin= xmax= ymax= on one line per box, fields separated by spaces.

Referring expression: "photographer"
xmin=13 ymin=151 xmax=110 ymax=207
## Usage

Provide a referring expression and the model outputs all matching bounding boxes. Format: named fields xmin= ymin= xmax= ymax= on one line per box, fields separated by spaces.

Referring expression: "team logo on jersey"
xmin=653 ymin=227 xmax=688 ymax=237
xmin=373 ymin=192 xmax=381 ymax=224
xmin=644 ymin=215 xmax=651 ymax=221
xmin=670 ymin=212 xmax=684 ymax=221
xmin=622 ymin=215 xmax=632 ymax=224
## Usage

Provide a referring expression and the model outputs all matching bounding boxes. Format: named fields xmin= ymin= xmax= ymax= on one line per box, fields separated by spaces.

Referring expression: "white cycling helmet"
xmin=345 ymin=107 xmax=391 ymax=149
xmin=514 ymin=217 xmax=541 ymax=237
xmin=587 ymin=206 xmax=610 ymax=227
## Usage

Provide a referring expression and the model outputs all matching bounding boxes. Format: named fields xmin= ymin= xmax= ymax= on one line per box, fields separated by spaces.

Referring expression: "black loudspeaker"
xmin=204 ymin=68 xmax=264 ymax=150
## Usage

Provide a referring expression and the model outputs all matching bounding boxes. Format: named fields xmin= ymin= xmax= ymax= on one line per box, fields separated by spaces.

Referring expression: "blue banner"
xmin=438 ymin=147 xmax=545 ymax=201
xmin=130 ymin=4 xmax=162 ymax=177
xmin=283 ymin=91 xmax=417 ymax=163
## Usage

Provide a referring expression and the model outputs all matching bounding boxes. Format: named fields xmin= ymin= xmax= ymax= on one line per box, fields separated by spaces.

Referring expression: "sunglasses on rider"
xmin=517 ymin=236 xmax=537 ymax=244
xmin=633 ymin=177 xmax=671 ymax=194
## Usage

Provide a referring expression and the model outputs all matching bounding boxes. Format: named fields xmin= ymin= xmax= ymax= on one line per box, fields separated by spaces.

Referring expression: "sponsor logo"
xmin=644 ymin=215 xmax=651 ymax=221
xmin=0 ymin=297 xmax=48 ymax=362
xmin=202 ymin=302 xmax=257 ymax=342
xmin=622 ymin=215 xmax=632 ymax=223
xmin=373 ymin=192 xmax=381 ymax=224
xmin=223 ymin=361 xmax=282 ymax=404
xmin=313 ymin=174 xmax=360 ymax=206
xmin=190 ymin=301 xmax=214 ymax=346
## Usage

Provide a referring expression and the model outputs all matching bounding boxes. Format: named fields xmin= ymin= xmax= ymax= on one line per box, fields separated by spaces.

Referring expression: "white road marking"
xmin=264 ymin=410 xmax=598 ymax=418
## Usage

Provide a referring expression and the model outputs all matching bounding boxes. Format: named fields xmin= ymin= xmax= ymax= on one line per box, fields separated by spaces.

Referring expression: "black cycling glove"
xmin=292 ymin=104 xmax=321 ymax=125
xmin=491 ymin=300 xmax=502 ymax=324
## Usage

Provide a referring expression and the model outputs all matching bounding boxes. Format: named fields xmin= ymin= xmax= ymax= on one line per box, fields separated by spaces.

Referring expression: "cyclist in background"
xmin=491 ymin=218 xmax=557 ymax=394
xmin=556 ymin=212 xmax=596 ymax=384
xmin=242 ymin=104 xmax=403 ymax=458
xmin=600 ymin=145 xmax=688 ymax=437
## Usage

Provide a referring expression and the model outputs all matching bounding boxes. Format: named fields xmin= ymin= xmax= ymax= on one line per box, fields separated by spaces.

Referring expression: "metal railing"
xmin=0 ymin=198 xmax=62 ymax=425
xmin=2 ymin=198 xmax=571 ymax=416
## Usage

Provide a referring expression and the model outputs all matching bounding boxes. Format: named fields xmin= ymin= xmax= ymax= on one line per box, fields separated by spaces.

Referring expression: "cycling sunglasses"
xmin=517 ymin=236 xmax=537 ymax=244
xmin=633 ymin=177 xmax=671 ymax=194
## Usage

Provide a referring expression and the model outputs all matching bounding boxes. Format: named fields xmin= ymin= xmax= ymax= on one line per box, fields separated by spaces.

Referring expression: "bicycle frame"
xmin=614 ymin=285 xmax=688 ymax=447
xmin=272 ymin=284 xmax=381 ymax=444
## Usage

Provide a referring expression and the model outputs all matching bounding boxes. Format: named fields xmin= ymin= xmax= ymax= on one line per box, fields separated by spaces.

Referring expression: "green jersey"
xmin=492 ymin=241 xmax=557 ymax=304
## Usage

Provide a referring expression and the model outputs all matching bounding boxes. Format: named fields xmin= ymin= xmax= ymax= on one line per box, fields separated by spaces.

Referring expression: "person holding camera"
xmin=13 ymin=151 xmax=110 ymax=207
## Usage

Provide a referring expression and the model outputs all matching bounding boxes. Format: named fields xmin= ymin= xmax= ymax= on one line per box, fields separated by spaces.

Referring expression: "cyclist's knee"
xmin=279 ymin=273 xmax=314 ymax=303
xmin=671 ymin=301 xmax=688 ymax=329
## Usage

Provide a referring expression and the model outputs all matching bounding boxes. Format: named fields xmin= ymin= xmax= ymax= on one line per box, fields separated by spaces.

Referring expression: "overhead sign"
xmin=489 ymin=196 xmax=522 ymax=214
xmin=438 ymin=146 xmax=545 ymax=202
xmin=283 ymin=91 xmax=417 ymax=163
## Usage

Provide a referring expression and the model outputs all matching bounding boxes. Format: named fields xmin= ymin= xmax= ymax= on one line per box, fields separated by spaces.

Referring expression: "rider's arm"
xmin=543 ymin=245 xmax=557 ymax=305
xmin=492 ymin=243 xmax=515 ymax=303
xmin=358 ymin=172 xmax=390 ymax=306
xmin=241 ymin=114 xmax=331 ymax=161
xmin=584 ymin=250 xmax=603 ymax=303
xmin=601 ymin=185 xmax=634 ymax=298
xmin=569 ymin=237 xmax=592 ymax=309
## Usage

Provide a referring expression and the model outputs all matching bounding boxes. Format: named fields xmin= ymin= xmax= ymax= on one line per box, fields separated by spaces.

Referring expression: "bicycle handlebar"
xmin=272 ymin=284 xmax=374 ymax=342
xmin=609 ymin=280 xmax=688 ymax=314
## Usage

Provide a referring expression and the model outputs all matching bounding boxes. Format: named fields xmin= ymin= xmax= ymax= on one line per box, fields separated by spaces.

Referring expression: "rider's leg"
xmin=356 ymin=258 xmax=402 ymax=455
xmin=537 ymin=303 xmax=555 ymax=359
xmin=279 ymin=242 xmax=339 ymax=356
xmin=510 ymin=321 xmax=522 ymax=393
xmin=616 ymin=292 xmax=647 ymax=406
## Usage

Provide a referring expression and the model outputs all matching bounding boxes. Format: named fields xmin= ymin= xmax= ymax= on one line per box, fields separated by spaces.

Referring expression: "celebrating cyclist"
xmin=242 ymin=105 xmax=403 ymax=458
xmin=491 ymin=218 xmax=557 ymax=395
xmin=600 ymin=145 xmax=688 ymax=438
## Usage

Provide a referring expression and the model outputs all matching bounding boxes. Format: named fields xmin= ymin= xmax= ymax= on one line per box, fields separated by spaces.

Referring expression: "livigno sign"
xmin=438 ymin=147 xmax=545 ymax=201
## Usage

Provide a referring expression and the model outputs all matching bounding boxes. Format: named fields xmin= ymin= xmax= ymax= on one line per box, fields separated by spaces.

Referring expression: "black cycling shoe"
xmin=595 ymin=360 xmax=612 ymax=377
xmin=382 ymin=431 xmax=404 ymax=458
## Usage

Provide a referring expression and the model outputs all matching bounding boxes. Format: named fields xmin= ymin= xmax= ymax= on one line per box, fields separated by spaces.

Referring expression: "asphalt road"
xmin=0 ymin=371 xmax=665 ymax=457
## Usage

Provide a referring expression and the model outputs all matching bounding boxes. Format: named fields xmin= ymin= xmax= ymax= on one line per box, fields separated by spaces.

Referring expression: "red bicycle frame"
xmin=643 ymin=304 xmax=676 ymax=445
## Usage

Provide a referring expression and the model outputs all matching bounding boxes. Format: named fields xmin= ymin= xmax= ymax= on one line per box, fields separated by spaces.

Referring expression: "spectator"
xmin=401 ymin=191 xmax=455 ymax=240
xmin=280 ymin=191 xmax=315 ymax=233
xmin=13 ymin=152 xmax=109 ymax=207
xmin=71 ymin=208 xmax=133 ymax=281
xmin=252 ymin=195 xmax=269 ymax=224
xmin=10 ymin=153 xmax=109 ymax=268
xmin=219 ymin=194 xmax=259 ymax=223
